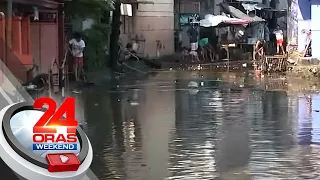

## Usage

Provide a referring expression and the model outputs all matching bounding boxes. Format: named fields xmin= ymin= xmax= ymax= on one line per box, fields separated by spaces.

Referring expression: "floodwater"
xmin=78 ymin=70 xmax=320 ymax=180
xmin=2 ymin=69 xmax=320 ymax=180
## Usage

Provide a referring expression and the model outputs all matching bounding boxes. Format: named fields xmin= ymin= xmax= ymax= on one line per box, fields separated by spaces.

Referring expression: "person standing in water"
xmin=69 ymin=32 xmax=86 ymax=81
xmin=187 ymin=24 xmax=200 ymax=62
xmin=273 ymin=25 xmax=285 ymax=54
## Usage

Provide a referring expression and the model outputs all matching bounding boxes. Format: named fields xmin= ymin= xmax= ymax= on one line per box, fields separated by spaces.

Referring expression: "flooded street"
xmin=2 ymin=69 xmax=320 ymax=180
xmin=75 ymin=70 xmax=320 ymax=180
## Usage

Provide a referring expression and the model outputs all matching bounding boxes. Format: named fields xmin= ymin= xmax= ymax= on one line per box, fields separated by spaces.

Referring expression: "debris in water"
xmin=197 ymin=65 xmax=201 ymax=70
xmin=72 ymin=90 xmax=81 ymax=94
xmin=255 ymin=70 xmax=262 ymax=76
xmin=130 ymin=101 xmax=139 ymax=106
xmin=26 ymin=84 xmax=37 ymax=90
xmin=188 ymin=81 xmax=199 ymax=88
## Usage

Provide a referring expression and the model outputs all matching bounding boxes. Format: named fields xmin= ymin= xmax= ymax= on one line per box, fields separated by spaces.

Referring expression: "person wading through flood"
xmin=187 ymin=24 xmax=200 ymax=62
xmin=273 ymin=25 xmax=285 ymax=54
xmin=254 ymin=39 xmax=266 ymax=72
xmin=69 ymin=32 xmax=86 ymax=82
xmin=255 ymin=39 xmax=266 ymax=58
xmin=199 ymin=37 xmax=211 ymax=61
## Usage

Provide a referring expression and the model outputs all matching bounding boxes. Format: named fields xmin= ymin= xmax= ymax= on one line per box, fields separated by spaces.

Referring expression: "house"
xmin=119 ymin=0 xmax=175 ymax=58
xmin=0 ymin=0 xmax=64 ymax=83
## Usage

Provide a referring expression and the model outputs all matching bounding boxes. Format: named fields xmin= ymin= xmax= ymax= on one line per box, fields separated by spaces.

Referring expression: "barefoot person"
xmin=199 ymin=37 xmax=211 ymax=61
xmin=187 ymin=25 xmax=200 ymax=62
xmin=273 ymin=25 xmax=285 ymax=54
xmin=254 ymin=39 xmax=265 ymax=58
xmin=254 ymin=39 xmax=266 ymax=71
xmin=69 ymin=32 xmax=85 ymax=81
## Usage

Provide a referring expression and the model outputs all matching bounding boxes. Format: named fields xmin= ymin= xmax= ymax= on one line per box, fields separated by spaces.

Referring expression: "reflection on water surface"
xmin=3 ymin=70 xmax=320 ymax=180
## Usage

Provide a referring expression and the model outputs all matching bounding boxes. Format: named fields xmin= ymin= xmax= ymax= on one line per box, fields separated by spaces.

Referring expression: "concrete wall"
xmin=133 ymin=0 xmax=175 ymax=58
xmin=214 ymin=0 xmax=223 ymax=15
xmin=287 ymin=0 xmax=299 ymax=47
xmin=296 ymin=0 xmax=311 ymax=52
xmin=311 ymin=0 xmax=320 ymax=59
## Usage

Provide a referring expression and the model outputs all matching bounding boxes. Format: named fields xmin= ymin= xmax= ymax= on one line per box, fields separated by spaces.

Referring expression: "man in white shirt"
xmin=69 ymin=32 xmax=85 ymax=81
xmin=273 ymin=25 xmax=285 ymax=54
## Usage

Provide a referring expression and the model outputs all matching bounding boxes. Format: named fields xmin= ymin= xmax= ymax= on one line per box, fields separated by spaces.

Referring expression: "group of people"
xmin=254 ymin=24 xmax=285 ymax=59
xmin=183 ymin=25 xmax=219 ymax=62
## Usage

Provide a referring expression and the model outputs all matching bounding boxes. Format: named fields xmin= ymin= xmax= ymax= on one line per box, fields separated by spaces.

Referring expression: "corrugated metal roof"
xmin=220 ymin=3 xmax=265 ymax=23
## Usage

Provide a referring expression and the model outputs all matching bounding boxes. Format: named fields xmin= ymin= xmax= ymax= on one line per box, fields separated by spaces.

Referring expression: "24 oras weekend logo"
xmin=32 ymin=97 xmax=79 ymax=151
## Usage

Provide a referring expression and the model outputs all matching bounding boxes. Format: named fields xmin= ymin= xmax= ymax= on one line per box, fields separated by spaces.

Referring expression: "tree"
xmin=64 ymin=0 xmax=115 ymax=69
xmin=65 ymin=0 xmax=114 ymax=19
xmin=108 ymin=0 xmax=121 ymax=70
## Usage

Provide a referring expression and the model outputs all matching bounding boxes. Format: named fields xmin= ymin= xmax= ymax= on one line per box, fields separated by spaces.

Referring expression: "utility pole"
xmin=109 ymin=0 xmax=121 ymax=71
xmin=269 ymin=0 xmax=277 ymax=30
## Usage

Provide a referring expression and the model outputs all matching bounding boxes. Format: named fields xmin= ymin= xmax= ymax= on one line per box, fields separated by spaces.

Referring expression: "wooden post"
xmin=6 ymin=0 xmax=12 ymax=48
xmin=227 ymin=46 xmax=230 ymax=72
xmin=51 ymin=59 xmax=60 ymax=93
xmin=48 ymin=67 xmax=52 ymax=98
xmin=5 ymin=0 xmax=12 ymax=65
xmin=109 ymin=0 xmax=121 ymax=70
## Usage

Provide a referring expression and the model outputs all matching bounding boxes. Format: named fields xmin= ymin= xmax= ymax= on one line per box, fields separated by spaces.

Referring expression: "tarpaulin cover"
xmin=242 ymin=3 xmax=272 ymax=11
xmin=220 ymin=3 xmax=265 ymax=22
xmin=199 ymin=14 xmax=249 ymax=27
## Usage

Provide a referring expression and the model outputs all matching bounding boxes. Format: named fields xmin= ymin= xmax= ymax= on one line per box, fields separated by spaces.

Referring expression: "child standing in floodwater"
xmin=273 ymin=25 xmax=285 ymax=54
xmin=69 ymin=32 xmax=85 ymax=81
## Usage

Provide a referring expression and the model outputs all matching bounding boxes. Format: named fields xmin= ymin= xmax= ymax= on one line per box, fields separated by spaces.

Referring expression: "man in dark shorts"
xmin=69 ymin=32 xmax=85 ymax=81
xmin=187 ymin=25 xmax=199 ymax=61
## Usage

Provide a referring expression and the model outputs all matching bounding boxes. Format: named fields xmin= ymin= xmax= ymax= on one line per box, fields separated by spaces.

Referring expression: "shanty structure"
xmin=0 ymin=0 xmax=65 ymax=83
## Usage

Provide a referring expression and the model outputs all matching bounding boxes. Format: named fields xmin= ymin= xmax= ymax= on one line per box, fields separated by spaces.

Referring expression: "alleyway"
xmin=2 ymin=69 xmax=320 ymax=179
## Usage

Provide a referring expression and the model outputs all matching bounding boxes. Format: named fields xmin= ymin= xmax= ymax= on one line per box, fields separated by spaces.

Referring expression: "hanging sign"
xmin=30 ymin=12 xmax=57 ymax=23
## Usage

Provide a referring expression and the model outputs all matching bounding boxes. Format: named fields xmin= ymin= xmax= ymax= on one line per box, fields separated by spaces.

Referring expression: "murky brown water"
xmin=73 ymin=70 xmax=320 ymax=180
xmin=2 ymin=69 xmax=320 ymax=180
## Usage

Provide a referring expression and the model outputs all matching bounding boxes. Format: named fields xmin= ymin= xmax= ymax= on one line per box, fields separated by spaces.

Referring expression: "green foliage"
xmin=65 ymin=0 xmax=114 ymax=70
xmin=65 ymin=0 xmax=114 ymax=19
xmin=84 ymin=23 xmax=111 ymax=69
